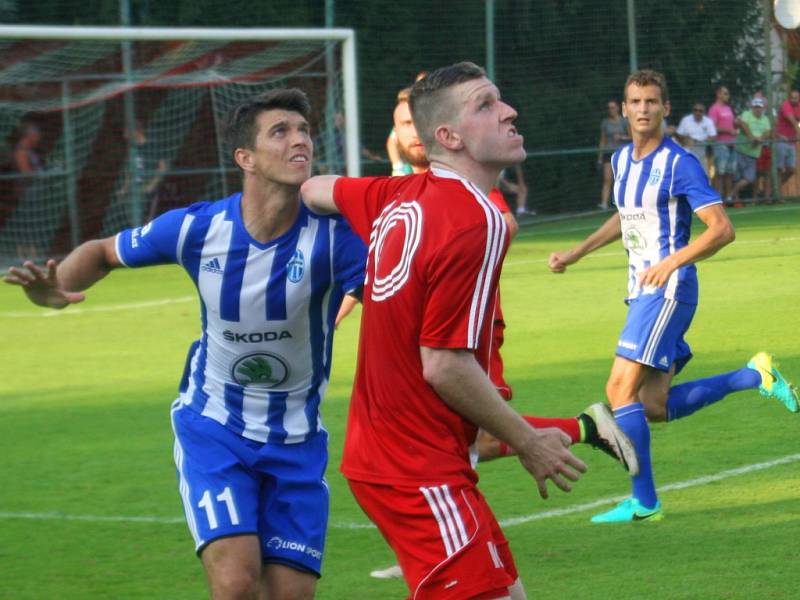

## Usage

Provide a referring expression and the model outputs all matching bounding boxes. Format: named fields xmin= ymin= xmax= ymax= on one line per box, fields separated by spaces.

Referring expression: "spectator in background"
xmin=499 ymin=164 xmax=532 ymax=216
xmin=708 ymin=86 xmax=737 ymax=204
xmin=675 ymin=103 xmax=716 ymax=175
xmin=597 ymin=99 xmax=630 ymax=210
xmin=13 ymin=119 xmax=43 ymax=177
xmin=12 ymin=118 xmax=44 ymax=258
xmin=776 ymin=89 xmax=800 ymax=186
xmin=732 ymin=96 xmax=771 ymax=206
xmin=117 ymin=119 xmax=168 ymax=222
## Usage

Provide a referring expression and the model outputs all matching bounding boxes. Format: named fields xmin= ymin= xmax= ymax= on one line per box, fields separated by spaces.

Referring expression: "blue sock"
xmin=615 ymin=403 xmax=658 ymax=508
xmin=666 ymin=367 xmax=762 ymax=421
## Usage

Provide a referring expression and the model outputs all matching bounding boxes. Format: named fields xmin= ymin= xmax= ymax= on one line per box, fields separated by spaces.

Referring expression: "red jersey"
xmin=488 ymin=187 xmax=511 ymax=213
xmin=334 ymin=167 xmax=509 ymax=486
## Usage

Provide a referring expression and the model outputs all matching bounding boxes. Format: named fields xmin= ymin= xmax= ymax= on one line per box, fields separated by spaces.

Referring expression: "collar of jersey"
xmin=230 ymin=192 xmax=308 ymax=250
xmin=628 ymin=136 xmax=667 ymax=164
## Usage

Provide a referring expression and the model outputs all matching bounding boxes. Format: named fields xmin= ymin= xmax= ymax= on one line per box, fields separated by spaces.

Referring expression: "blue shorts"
xmin=736 ymin=152 xmax=757 ymax=184
xmin=776 ymin=141 xmax=797 ymax=171
xmin=616 ymin=294 xmax=696 ymax=374
xmin=713 ymin=144 xmax=737 ymax=175
xmin=170 ymin=402 xmax=329 ymax=575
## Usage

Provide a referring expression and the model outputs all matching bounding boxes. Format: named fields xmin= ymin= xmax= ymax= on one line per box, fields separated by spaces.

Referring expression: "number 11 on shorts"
xmin=197 ymin=486 xmax=240 ymax=529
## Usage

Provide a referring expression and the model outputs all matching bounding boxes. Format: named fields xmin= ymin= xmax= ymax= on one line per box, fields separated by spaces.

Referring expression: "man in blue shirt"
xmin=5 ymin=89 xmax=366 ymax=598
xmin=549 ymin=70 xmax=798 ymax=523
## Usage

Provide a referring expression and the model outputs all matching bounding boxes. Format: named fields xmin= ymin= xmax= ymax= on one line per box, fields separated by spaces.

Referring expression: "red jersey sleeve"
xmin=333 ymin=175 xmax=408 ymax=243
xmin=420 ymin=223 xmax=505 ymax=350
xmin=488 ymin=187 xmax=510 ymax=213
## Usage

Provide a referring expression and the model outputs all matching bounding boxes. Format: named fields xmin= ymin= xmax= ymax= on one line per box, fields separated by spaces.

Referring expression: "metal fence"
xmin=1 ymin=0 xmax=797 ymax=263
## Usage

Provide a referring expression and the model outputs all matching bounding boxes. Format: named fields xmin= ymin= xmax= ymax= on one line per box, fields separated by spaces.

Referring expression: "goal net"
xmin=0 ymin=26 xmax=358 ymax=265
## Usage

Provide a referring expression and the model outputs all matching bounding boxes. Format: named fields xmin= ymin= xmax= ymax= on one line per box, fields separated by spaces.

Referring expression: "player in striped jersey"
xmin=549 ymin=70 xmax=798 ymax=524
xmin=5 ymin=89 xmax=366 ymax=598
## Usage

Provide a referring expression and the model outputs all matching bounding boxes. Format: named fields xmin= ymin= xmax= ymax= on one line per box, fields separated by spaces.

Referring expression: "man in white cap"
xmin=732 ymin=96 xmax=771 ymax=205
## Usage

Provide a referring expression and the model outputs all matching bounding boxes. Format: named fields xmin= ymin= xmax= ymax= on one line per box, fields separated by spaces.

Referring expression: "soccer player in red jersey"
xmin=387 ymin=84 xmax=637 ymax=468
xmin=302 ymin=62 xmax=589 ymax=599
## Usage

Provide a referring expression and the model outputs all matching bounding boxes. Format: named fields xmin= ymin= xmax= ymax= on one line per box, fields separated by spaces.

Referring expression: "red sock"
xmin=522 ymin=415 xmax=581 ymax=444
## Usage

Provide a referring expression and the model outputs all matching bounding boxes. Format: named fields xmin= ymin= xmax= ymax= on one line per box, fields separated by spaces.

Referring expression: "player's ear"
xmin=434 ymin=123 xmax=463 ymax=151
xmin=663 ymin=100 xmax=671 ymax=118
xmin=621 ymin=102 xmax=628 ymax=119
xmin=234 ymin=148 xmax=255 ymax=173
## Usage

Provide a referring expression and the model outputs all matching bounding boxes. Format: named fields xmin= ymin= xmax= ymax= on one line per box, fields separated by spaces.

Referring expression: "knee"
xmin=605 ymin=375 xmax=633 ymax=406
xmin=268 ymin=580 xmax=316 ymax=600
xmin=643 ymin=403 xmax=667 ymax=422
xmin=476 ymin=429 xmax=502 ymax=461
xmin=209 ymin=567 xmax=260 ymax=600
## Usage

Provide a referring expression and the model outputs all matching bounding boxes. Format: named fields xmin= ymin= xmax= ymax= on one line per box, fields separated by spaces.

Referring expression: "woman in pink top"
xmin=708 ymin=86 xmax=737 ymax=202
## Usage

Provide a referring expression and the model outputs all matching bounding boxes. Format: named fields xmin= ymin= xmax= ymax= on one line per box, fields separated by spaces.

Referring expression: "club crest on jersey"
xmin=287 ymin=249 xmax=305 ymax=283
xmin=624 ymin=227 xmax=647 ymax=255
xmin=648 ymin=168 xmax=662 ymax=186
xmin=232 ymin=352 xmax=290 ymax=388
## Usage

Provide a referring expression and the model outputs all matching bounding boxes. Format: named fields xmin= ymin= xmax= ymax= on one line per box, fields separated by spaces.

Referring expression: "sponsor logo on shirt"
xmin=201 ymin=257 xmax=224 ymax=275
xmin=287 ymin=249 xmax=305 ymax=283
xmin=130 ymin=227 xmax=141 ymax=249
xmin=620 ymin=212 xmax=646 ymax=221
xmin=618 ymin=340 xmax=638 ymax=350
xmin=223 ymin=329 xmax=293 ymax=343
xmin=266 ymin=536 xmax=322 ymax=560
xmin=648 ymin=167 xmax=663 ymax=186
xmin=659 ymin=356 xmax=670 ymax=367
xmin=231 ymin=351 xmax=290 ymax=388
xmin=623 ymin=227 xmax=647 ymax=255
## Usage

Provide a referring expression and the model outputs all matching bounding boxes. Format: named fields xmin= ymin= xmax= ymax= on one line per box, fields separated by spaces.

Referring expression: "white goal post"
xmin=0 ymin=25 xmax=360 ymax=175
xmin=0 ymin=25 xmax=359 ymax=264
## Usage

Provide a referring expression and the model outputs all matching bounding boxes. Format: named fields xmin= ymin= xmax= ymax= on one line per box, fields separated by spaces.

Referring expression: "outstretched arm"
xmin=548 ymin=213 xmax=621 ymax=273
xmin=4 ymin=236 xmax=121 ymax=309
xmin=637 ymin=204 xmax=734 ymax=288
xmin=420 ymin=346 xmax=586 ymax=499
xmin=301 ymin=175 xmax=341 ymax=214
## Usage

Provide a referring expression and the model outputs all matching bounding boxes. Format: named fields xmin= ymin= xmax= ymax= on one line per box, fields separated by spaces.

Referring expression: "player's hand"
xmin=3 ymin=260 xmax=86 ymax=309
xmin=548 ymin=250 xmax=577 ymax=273
xmin=515 ymin=427 xmax=587 ymax=499
xmin=637 ymin=256 xmax=678 ymax=289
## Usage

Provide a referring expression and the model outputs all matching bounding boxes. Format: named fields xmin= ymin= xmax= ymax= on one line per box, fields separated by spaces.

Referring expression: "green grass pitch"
xmin=1 ymin=205 xmax=798 ymax=599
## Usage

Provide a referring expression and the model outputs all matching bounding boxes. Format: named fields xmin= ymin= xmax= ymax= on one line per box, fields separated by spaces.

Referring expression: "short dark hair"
xmin=624 ymin=69 xmax=669 ymax=103
xmin=409 ymin=61 xmax=486 ymax=152
xmin=224 ymin=88 xmax=311 ymax=162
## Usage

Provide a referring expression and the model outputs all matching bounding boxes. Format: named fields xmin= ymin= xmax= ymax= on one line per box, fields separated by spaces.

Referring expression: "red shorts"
xmin=757 ymin=146 xmax=771 ymax=172
xmin=349 ymin=480 xmax=517 ymax=599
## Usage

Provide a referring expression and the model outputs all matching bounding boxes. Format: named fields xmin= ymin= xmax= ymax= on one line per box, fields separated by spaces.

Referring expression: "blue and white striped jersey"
xmin=116 ymin=193 xmax=366 ymax=444
xmin=611 ymin=136 xmax=721 ymax=304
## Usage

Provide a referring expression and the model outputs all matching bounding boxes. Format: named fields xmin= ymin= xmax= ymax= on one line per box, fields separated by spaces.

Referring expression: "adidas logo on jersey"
xmin=201 ymin=257 xmax=224 ymax=275
xmin=659 ymin=355 xmax=670 ymax=367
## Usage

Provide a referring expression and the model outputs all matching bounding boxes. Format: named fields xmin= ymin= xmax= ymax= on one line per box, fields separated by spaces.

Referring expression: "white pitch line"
xmin=498 ymin=452 xmax=800 ymax=527
xmin=504 ymin=235 xmax=800 ymax=267
xmin=2 ymin=453 xmax=797 ymax=529
xmin=0 ymin=295 xmax=196 ymax=318
xmin=0 ymin=511 xmax=185 ymax=524
xmin=3 ymin=234 xmax=797 ymax=318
